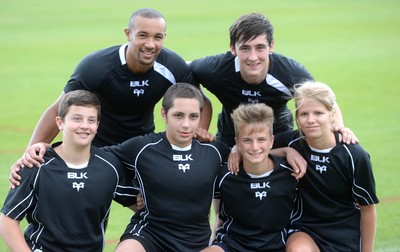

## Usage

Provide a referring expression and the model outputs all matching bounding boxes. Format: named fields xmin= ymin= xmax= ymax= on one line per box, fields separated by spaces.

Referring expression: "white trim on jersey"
xmin=233 ymin=56 xmax=292 ymax=97
xmin=154 ymin=61 xmax=177 ymax=84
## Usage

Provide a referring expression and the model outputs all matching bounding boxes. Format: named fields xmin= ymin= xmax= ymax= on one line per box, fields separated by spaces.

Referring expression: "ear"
xmin=269 ymin=40 xmax=275 ymax=52
xmin=270 ymin=135 xmax=275 ymax=149
xmin=124 ymin=27 xmax=131 ymax=42
xmin=55 ymin=116 xmax=63 ymax=131
xmin=230 ymin=43 xmax=237 ymax=56
xmin=161 ymin=108 xmax=167 ymax=122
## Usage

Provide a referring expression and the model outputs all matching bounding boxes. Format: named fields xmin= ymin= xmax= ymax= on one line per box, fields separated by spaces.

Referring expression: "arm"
xmin=210 ymin=199 xmax=222 ymax=243
xmin=270 ymin=147 xmax=307 ymax=180
xmin=9 ymin=142 xmax=50 ymax=189
xmin=195 ymin=88 xmax=215 ymax=142
xmin=333 ymin=103 xmax=359 ymax=144
xmin=0 ymin=214 xmax=31 ymax=252
xmin=360 ymin=204 xmax=376 ymax=252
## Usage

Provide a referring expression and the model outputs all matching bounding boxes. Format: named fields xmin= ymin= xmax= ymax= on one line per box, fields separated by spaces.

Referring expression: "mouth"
xmin=77 ymin=132 xmax=90 ymax=138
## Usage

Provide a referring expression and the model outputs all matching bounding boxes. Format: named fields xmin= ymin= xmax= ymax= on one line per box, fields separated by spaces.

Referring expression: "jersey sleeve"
xmin=349 ymin=145 xmax=379 ymax=206
xmin=64 ymin=49 xmax=114 ymax=92
xmin=212 ymin=140 xmax=231 ymax=163
xmin=113 ymin=161 xmax=139 ymax=207
xmin=1 ymin=167 xmax=39 ymax=220
xmin=273 ymin=130 xmax=301 ymax=148
xmin=188 ymin=53 xmax=227 ymax=89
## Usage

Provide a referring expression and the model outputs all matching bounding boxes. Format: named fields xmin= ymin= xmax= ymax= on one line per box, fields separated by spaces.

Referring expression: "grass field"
xmin=1 ymin=0 xmax=399 ymax=251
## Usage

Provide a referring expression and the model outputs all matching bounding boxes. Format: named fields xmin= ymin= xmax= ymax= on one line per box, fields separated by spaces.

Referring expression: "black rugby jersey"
xmin=274 ymin=131 xmax=379 ymax=251
xmin=65 ymin=44 xmax=193 ymax=147
xmin=190 ymin=52 xmax=313 ymax=147
xmin=105 ymin=132 xmax=230 ymax=251
xmin=213 ymin=155 xmax=298 ymax=252
xmin=1 ymin=142 xmax=136 ymax=252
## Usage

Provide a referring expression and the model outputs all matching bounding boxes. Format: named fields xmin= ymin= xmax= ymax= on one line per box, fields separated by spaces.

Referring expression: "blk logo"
xmin=248 ymin=98 xmax=259 ymax=104
xmin=130 ymin=80 xmax=149 ymax=87
xmin=310 ymin=154 xmax=330 ymax=163
xmin=242 ymin=90 xmax=261 ymax=97
xmin=250 ymin=182 xmax=271 ymax=189
xmin=255 ymin=191 xmax=267 ymax=200
xmin=178 ymin=163 xmax=190 ymax=173
xmin=67 ymin=172 xmax=88 ymax=179
xmin=72 ymin=182 xmax=85 ymax=192
xmin=173 ymin=154 xmax=193 ymax=162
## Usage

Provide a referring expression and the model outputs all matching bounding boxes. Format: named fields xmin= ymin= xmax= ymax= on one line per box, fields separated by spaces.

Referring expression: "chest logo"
xmin=242 ymin=90 xmax=261 ymax=97
xmin=130 ymin=80 xmax=149 ymax=97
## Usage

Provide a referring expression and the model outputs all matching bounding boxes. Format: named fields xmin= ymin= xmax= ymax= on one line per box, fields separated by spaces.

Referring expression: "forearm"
xmin=360 ymin=204 xmax=377 ymax=252
xmin=199 ymin=91 xmax=212 ymax=130
xmin=0 ymin=214 xmax=31 ymax=252
xmin=333 ymin=103 xmax=345 ymax=128
xmin=28 ymin=108 xmax=60 ymax=146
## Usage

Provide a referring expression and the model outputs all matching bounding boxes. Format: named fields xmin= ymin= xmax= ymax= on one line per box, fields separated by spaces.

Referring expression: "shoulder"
xmin=273 ymin=130 xmax=302 ymax=148
xmin=189 ymin=52 xmax=234 ymax=77
xmin=195 ymin=140 xmax=231 ymax=158
xmin=157 ymin=47 xmax=187 ymax=66
xmin=269 ymin=52 xmax=314 ymax=80
xmin=336 ymin=142 xmax=371 ymax=160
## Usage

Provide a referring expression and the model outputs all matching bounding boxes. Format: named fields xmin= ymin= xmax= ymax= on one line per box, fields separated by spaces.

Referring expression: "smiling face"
xmin=124 ymin=16 xmax=166 ymax=74
xmin=236 ymin=123 xmax=274 ymax=168
xmin=162 ymin=98 xmax=201 ymax=148
xmin=230 ymin=34 xmax=274 ymax=84
xmin=56 ymin=105 xmax=99 ymax=148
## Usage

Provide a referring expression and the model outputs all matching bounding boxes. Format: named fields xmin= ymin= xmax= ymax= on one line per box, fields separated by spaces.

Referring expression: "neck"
xmin=306 ymin=132 xmax=336 ymax=150
xmin=242 ymin=156 xmax=273 ymax=176
xmin=54 ymin=143 xmax=91 ymax=165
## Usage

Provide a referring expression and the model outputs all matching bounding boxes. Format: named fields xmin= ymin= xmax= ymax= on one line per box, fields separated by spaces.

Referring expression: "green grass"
xmin=1 ymin=0 xmax=399 ymax=251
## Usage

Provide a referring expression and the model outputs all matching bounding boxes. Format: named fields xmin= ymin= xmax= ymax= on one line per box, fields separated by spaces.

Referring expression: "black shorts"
xmin=119 ymin=234 xmax=159 ymax=252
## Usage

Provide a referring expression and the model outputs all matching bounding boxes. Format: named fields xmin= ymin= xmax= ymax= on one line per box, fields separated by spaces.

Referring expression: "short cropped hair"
xmin=162 ymin=83 xmax=204 ymax=114
xmin=58 ymin=90 xmax=101 ymax=120
xmin=128 ymin=8 xmax=165 ymax=30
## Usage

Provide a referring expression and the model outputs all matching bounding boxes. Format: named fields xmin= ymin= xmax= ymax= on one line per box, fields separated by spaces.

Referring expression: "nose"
xmin=306 ymin=114 xmax=316 ymax=123
xmin=80 ymin=120 xmax=90 ymax=129
xmin=248 ymin=48 xmax=258 ymax=61
xmin=181 ymin=117 xmax=190 ymax=128
xmin=144 ymin=37 xmax=155 ymax=49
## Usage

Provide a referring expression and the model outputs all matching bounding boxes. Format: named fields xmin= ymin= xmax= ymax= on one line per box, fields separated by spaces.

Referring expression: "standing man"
xmin=189 ymin=13 xmax=350 ymax=147
xmin=11 ymin=8 xmax=212 ymax=184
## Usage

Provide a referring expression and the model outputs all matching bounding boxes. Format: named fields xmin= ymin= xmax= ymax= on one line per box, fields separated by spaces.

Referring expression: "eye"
xmin=190 ymin=114 xmax=199 ymax=120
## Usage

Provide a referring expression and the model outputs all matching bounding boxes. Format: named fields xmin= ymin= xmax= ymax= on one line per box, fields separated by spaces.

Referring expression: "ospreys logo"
xmin=67 ymin=172 xmax=88 ymax=192
xmin=250 ymin=182 xmax=270 ymax=200
xmin=310 ymin=154 xmax=330 ymax=174
xmin=173 ymin=154 xmax=193 ymax=173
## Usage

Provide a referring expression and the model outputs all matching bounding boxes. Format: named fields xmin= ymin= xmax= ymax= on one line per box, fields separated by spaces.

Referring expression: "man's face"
xmin=162 ymin=98 xmax=201 ymax=148
xmin=125 ymin=16 xmax=166 ymax=73
xmin=231 ymin=34 xmax=274 ymax=84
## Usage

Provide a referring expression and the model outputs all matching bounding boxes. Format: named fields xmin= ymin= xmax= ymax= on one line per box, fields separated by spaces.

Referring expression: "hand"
xmin=227 ymin=145 xmax=241 ymax=175
xmin=9 ymin=160 xmax=22 ymax=189
xmin=9 ymin=142 xmax=49 ymax=189
xmin=194 ymin=128 xmax=215 ymax=142
xmin=20 ymin=143 xmax=49 ymax=168
xmin=285 ymin=147 xmax=307 ymax=180
xmin=136 ymin=193 xmax=144 ymax=210
xmin=335 ymin=126 xmax=359 ymax=145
